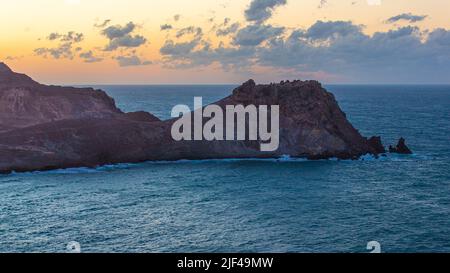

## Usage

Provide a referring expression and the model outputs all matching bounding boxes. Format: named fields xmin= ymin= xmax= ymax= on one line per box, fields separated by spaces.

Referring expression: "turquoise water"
xmin=1 ymin=85 xmax=449 ymax=253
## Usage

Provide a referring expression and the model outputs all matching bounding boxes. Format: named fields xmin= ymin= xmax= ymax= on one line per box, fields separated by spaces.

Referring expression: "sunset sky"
xmin=1 ymin=0 xmax=449 ymax=84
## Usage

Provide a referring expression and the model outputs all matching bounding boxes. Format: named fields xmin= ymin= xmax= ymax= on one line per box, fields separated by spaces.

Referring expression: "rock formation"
xmin=389 ymin=138 xmax=413 ymax=154
xmin=0 ymin=63 xmax=123 ymax=132
xmin=0 ymin=63 xmax=396 ymax=173
xmin=367 ymin=136 xmax=386 ymax=154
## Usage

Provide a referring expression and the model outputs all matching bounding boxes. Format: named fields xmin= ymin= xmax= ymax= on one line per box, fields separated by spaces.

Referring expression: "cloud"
xmin=160 ymin=42 xmax=256 ymax=71
xmin=176 ymin=26 xmax=203 ymax=38
xmin=102 ymin=22 xmax=136 ymax=39
xmin=427 ymin=28 xmax=450 ymax=46
xmin=208 ymin=46 xmax=256 ymax=71
xmin=115 ymin=55 xmax=152 ymax=67
xmin=159 ymin=23 xmax=257 ymax=71
xmin=79 ymin=51 xmax=103 ymax=63
xmin=233 ymin=24 xmax=284 ymax=46
xmin=94 ymin=19 xmax=111 ymax=28
xmin=47 ymin=33 xmax=60 ymax=41
xmin=47 ymin=31 xmax=84 ymax=42
xmin=244 ymin=0 xmax=287 ymax=23
xmin=104 ymin=35 xmax=147 ymax=51
xmin=386 ymin=13 xmax=428 ymax=24
xmin=216 ymin=22 xmax=240 ymax=36
xmin=256 ymin=21 xmax=450 ymax=82
xmin=35 ymin=31 xmax=84 ymax=59
xmin=34 ymin=22 xmax=150 ymax=65
xmin=35 ymin=43 xmax=74 ymax=59
xmin=5 ymin=55 xmax=23 ymax=61
xmin=159 ymin=18 xmax=450 ymax=82
xmin=299 ymin=20 xmax=363 ymax=40
xmin=101 ymin=22 xmax=147 ymax=51
xmin=160 ymin=24 xmax=173 ymax=31
xmin=160 ymin=38 xmax=201 ymax=57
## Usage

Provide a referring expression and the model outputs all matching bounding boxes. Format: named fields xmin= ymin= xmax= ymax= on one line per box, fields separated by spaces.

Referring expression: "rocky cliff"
xmin=0 ymin=63 xmax=123 ymax=132
xmin=0 ymin=63 xmax=388 ymax=173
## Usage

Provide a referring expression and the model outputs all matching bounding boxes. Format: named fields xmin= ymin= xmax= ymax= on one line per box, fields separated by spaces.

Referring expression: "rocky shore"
xmin=0 ymin=63 xmax=408 ymax=173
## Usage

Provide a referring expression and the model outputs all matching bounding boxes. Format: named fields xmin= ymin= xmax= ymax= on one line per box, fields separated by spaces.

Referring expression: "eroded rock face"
xmin=0 ymin=63 xmax=391 ymax=173
xmin=216 ymin=79 xmax=382 ymax=159
xmin=0 ymin=62 xmax=122 ymax=132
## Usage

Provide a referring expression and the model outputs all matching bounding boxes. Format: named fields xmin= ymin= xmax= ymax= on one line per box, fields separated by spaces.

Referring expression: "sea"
xmin=0 ymin=84 xmax=449 ymax=253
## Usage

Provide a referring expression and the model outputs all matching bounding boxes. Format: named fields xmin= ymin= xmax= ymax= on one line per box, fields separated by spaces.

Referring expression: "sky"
xmin=0 ymin=0 xmax=449 ymax=84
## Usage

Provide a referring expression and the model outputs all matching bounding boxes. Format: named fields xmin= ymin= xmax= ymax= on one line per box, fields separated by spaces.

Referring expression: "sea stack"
xmin=389 ymin=138 xmax=413 ymax=154
xmin=0 ymin=63 xmax=395 ymax=173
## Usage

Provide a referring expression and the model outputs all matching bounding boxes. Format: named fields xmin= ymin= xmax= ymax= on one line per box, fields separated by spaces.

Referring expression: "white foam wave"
xmin=4 ymin=153 xmax=423 ymax=176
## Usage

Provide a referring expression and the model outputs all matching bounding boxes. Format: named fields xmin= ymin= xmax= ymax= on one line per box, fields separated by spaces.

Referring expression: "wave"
xmin=4 ymin=153 xmax=426 ymax=176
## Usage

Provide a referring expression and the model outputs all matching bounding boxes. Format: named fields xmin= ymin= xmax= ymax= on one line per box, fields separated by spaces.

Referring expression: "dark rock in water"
xmin=0 ymin=63 xmax=391 ymax=173
xmin=368 ymin=136 xmax=386 ymax=154
xmin=389 ymin=138 xmax=413 ymax=154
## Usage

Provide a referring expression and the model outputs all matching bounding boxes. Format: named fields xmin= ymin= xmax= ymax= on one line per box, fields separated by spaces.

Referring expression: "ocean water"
xmin=1 ymin=85 xmax=449 ymax=253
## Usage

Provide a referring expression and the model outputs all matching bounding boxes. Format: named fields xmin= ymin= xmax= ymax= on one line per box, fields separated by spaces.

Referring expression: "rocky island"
xmin=0 ymin=63 xmax=408 ymax=173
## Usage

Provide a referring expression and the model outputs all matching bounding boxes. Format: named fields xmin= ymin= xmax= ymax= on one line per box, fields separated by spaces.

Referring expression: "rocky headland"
xmin=0 ymin=63 xmax=409 ymax=173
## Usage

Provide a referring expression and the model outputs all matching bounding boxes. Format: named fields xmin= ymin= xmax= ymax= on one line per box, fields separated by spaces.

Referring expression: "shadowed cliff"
xmin=0 ymin=63 xmax=389 ymax=173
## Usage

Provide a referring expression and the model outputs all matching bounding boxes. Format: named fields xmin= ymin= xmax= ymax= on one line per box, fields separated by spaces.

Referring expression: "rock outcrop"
xmin=0 ymin=63 xmax=122 ymax=133
xmin=389 ymin=138 xmax=413 ymax=154
xmin=0 ymin=63 xmax=393 ymax=173
xmin=367 ymin=136 xmax=386 ymax=154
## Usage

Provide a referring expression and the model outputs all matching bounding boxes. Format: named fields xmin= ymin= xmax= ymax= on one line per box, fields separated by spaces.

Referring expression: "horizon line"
xmin=61 ymin=82 xmax=450 ymax=86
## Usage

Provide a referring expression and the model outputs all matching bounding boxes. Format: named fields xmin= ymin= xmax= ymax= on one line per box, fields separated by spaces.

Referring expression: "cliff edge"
xmin=0 ymin=63 xmax=388 ymax=173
